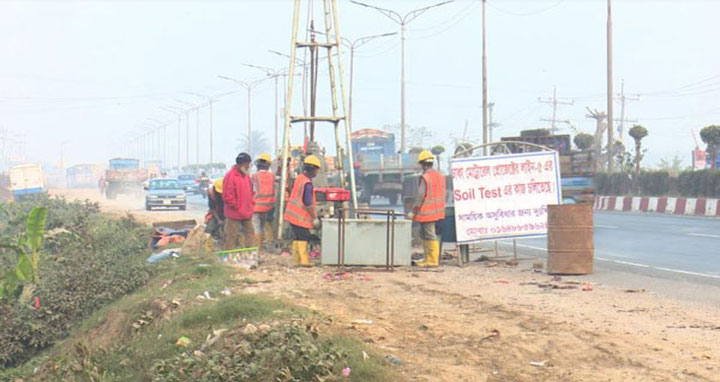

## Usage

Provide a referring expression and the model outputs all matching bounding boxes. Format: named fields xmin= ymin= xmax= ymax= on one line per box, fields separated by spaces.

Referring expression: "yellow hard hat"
xmin=304 ymin=155 xmax=322 ymax=168
xmin=257 ymin=153 xmax=271 ymax=163
xmin=214 ymin=178 xmax=224 ymax=193
xmin=417 ymin=150 xmax=434 ymax=163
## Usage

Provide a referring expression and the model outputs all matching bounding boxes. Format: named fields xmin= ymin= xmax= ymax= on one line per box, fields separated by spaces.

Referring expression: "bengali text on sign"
xmin=450 ymin=151 xmax=561 ymax=242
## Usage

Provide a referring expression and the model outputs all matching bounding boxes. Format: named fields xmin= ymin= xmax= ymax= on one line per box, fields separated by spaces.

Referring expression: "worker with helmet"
xmin=222 ymin=152 xmax=255 ymax=250
xmin=408 ymin=150 xmax=446 ymax=267
xmin=252 ymin=153 xmax=276 ymax=246
xmin=284 ymin=155 xmax=322 ymax=266
xmin=208 ymin=177 xmax=225 ymax=220
xmin=205 ymin=177 xmax=225 ymax=240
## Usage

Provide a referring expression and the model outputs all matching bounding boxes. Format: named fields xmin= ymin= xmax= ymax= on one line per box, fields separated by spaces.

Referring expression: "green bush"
xmin=0 ymin=196 xmax=153 ymax=367
xmin=153 ymin=322 xmax=348 ymax=382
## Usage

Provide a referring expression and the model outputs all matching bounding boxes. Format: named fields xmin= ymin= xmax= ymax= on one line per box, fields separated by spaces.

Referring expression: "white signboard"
xmin=450 ymin=151 xmax=561 ymax=243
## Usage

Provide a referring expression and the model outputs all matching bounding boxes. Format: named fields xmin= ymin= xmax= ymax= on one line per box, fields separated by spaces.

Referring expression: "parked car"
xmin=177 ymin=173 xmax=198 ymax=194
xmin=144 ymin=178 xmax=186 ymax=210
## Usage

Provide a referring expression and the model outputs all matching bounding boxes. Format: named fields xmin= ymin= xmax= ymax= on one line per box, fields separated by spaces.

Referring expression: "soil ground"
xmin=51 ymin=188 xmax=720 ymax=382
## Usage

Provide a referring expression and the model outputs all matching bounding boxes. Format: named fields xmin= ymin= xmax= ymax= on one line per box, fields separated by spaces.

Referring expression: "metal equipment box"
xmin=321 ymin=218 xmax=412 ymax=266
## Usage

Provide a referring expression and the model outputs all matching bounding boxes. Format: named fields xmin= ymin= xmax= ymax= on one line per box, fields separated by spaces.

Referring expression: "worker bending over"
xmin=252 ymin=153 xmax=276 ymax=247
xmin=409 ymin=150 xmax=446 ymax=267
xmin=284 ymin=155 xmax=321 ymax=266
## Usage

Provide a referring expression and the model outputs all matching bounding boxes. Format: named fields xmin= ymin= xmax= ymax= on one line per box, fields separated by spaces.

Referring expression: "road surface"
xmin=495 ymin=211 xmax=720 ymax=306
xmin=506 ymin=211 xmax=720 ymax=277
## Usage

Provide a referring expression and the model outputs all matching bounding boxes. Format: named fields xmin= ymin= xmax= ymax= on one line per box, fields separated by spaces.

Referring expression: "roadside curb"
xmin=594 ymin=196 xmax=720 ymax=217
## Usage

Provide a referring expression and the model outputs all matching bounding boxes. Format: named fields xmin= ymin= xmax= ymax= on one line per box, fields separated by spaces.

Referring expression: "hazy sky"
xmin=1 ymin=0 xmax=719 ymax=169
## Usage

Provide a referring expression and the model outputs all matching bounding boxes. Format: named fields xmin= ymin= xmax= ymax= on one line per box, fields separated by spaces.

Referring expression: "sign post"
xmin=450 ymin=151 xmax=561 ymax=244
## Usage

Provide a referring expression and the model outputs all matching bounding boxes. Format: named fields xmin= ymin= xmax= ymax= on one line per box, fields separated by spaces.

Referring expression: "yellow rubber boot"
xmin=416 ymin=240 xmax=433 ymax=267
xmin=291 ymin=241 xmax=301 ymax=266
xmin=417 ymin=240 xmax=439 ymax=267
xmin=297 ymin=241 xmax=312 ymax=267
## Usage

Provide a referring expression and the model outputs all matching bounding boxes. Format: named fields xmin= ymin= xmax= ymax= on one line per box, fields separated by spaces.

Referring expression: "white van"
xmin=9 ymin=164 xmax=45 ymax=198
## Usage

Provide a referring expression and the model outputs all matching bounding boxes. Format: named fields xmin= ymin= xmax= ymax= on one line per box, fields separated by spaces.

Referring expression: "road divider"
xmin=595 ymin=196 xmax=720 ymax=218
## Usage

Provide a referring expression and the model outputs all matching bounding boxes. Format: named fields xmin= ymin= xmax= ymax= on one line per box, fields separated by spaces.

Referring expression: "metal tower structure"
xmin=277 ymin=0 xmax=358 ymax=238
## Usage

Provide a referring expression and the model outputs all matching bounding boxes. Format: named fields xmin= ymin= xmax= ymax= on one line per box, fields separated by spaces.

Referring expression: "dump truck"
xmin=9 ymin=163 xmax=45 ymax=200
xmin=350 ymin=129 xmax=418 ymax=205
xmin=500 ymin=132 xmax=595 ymax=204
xmin=105 ymin=158 xmax=148 ymax=199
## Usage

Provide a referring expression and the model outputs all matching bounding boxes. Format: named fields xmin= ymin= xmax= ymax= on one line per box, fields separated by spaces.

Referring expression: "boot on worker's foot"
xmin=291 ymin=241 xmax=301 ymax=266
xmin=295 ymin=241 xmax=312 ymax=267
xmin=416 ymin=240 xmax=439 ymax=267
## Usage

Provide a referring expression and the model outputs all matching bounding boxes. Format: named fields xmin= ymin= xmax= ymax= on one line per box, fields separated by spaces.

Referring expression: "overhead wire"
xmin=487 ymin=0 xmax=568 ymax=17
xmin=409 ymin=1 xmax=481 ymax=40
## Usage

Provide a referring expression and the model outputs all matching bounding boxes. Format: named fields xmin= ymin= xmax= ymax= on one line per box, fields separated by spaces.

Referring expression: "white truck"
xmin=9 ymin=164 xmax=45 ymax=199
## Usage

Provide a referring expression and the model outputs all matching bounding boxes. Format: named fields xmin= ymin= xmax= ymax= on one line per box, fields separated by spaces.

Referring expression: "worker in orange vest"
xmin=284 ymin=155 xmax=321 ymax=266
xmin=408 ymin=150 xmax=446 ymax=267
xmin=252 ymin=153 xmax=276 ymax=247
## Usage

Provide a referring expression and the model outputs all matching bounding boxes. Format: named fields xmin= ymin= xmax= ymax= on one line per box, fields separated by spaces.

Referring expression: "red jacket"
xmin=222 ymin=166 xmax=255 ymax=220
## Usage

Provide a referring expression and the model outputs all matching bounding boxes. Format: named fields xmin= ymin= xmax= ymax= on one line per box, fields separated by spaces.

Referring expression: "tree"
xmin=614 ymin=141 xmax=633 ymax=174
xmin=236 ymin=130 xmax=271 ymax=161
xmin=454 ymin=142 xmax=474 ymax=158
xmin=700 ymin=125 xmax=720 ymax=170
xmin=408 ymin=147 xmax=423 ymax=155
xmin=658 ymin=155 xmax=685 ymax=177
xmin=628 ymin=124 xmax=649 ymax=184
xmin=573 ymin=133 xmax=594 ymax=151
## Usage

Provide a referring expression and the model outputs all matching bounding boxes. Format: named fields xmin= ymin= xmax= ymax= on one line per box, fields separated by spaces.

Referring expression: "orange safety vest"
xmin=414 ymin=169 xmax=446 ymax=223
xmin=252 ymin=170 xmax=276 ymax=213
xmin=284 ymin=173 xmax=315 ymax=229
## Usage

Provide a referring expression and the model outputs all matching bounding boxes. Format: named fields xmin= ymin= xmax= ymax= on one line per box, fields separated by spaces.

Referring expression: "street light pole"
xmin=482 ymin=0 xmax=488 ymax=155
xmin=341 ymin=32 xmax=396 ymax=130
xmin=244 ymin=64 xmax=295 ymax=154
xmin=351 ymin=0 xmax=454 ymax=153
xmin=607 ymin=0 xmax=614 ymax=172
xmin=175 ymin=100 xmax=198 ymax=168
xmin=218 ymin=75 xmax=267 ymax=157
xmin=160 ymin=106 xmax=183 ymax=169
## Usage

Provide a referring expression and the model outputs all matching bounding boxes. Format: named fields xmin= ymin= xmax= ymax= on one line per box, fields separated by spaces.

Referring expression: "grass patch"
xmin=178 ymin=294 xmax=289 ymax=328
xmin=0 ymin=256 xmax=396 ymax=382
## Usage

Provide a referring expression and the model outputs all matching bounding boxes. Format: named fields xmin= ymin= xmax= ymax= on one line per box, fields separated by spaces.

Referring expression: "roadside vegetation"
xmin=0 ymin=196 xmax=394 ymax=382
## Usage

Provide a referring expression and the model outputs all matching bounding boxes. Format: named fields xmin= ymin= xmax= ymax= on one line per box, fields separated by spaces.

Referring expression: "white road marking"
xmin=498 ymin=241 xmax=720 ymax=280
xmin=594 ymin=224 xmax=619 ymax=229
xmin=687 ymin=233 xmax=720 ymax=239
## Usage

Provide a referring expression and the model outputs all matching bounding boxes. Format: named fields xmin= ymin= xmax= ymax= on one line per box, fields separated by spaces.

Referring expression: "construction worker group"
xmin=216 ymin=149 xmax=445 ymax=267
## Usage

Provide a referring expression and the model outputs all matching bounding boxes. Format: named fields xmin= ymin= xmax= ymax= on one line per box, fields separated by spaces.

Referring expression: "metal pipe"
xmin=277 ymin=0 xmax=302 ymax=239
xmin=331 ymin=0 xmax=359 ymax=211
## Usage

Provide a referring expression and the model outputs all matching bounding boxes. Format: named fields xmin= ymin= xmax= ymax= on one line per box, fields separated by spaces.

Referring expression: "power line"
xmin=487 ymin=0 xmax=568 ymax=17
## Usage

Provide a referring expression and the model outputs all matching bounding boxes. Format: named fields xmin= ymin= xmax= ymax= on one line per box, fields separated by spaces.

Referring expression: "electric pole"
xmin=351 ymin=0 xmax=454 ymax=153
xmin=538 ymin=86 xmax=574 ymax=133
xmin=488 ymin=102 xmax=501 ymax=143
xmin=482 ymin=0 xmax=488 ymax=154
xmin=615 ymin=79 xmax=639 ymax=144
xmin=607 ymin=0 xmax=614 ymax=172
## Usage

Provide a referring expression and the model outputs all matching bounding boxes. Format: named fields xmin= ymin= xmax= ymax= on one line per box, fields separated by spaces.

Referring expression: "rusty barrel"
xmin=547 ymin=204 xmax=594 ymax=275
